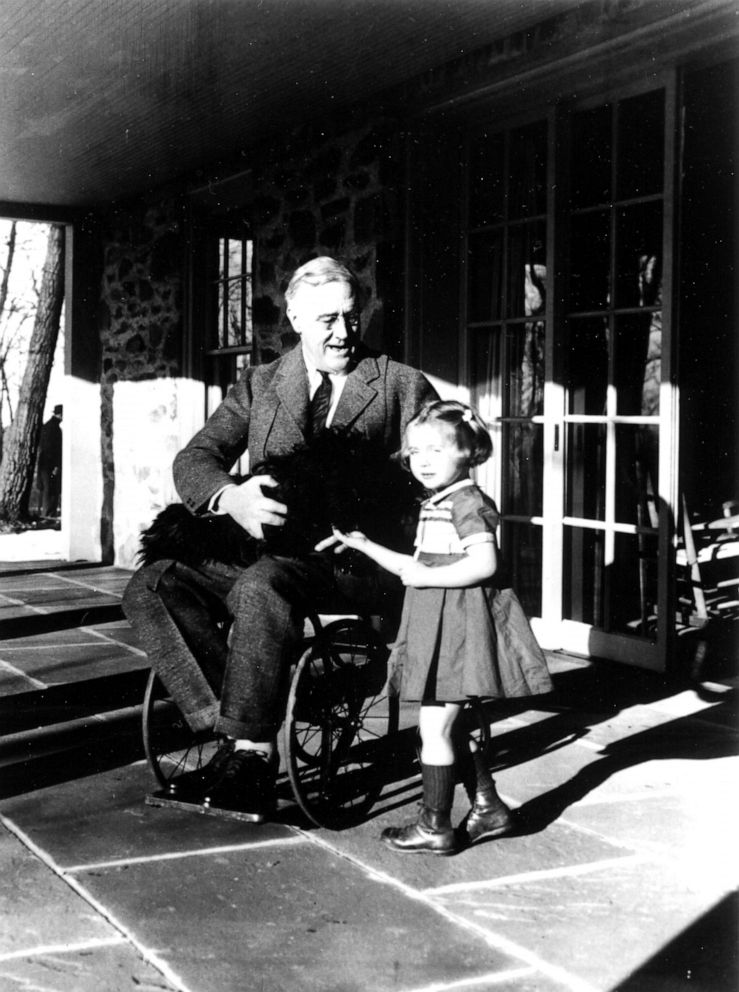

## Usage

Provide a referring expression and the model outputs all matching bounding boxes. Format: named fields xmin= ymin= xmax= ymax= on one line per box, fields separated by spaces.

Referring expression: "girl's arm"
xmin=399 ymin=541 xmax=497 ymax=589
xmin=331 ymin=528 xmax=414 ymax=577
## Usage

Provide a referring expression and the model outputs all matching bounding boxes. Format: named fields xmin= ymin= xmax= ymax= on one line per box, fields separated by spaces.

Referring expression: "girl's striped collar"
xmin=423 ymin=478 xmax=474 ymax=506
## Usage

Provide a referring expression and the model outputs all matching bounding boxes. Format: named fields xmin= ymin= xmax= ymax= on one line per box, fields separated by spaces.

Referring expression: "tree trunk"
xmin=0 ymin=221 xmax=18 ymax=451
xmin=0 ymin=225 xmax=65 ymax=521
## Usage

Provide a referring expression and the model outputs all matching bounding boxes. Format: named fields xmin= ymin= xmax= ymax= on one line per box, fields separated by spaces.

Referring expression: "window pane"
xmin=505 ymin=323 xmax=544 ymax=418
xmin=565 ymin=424 xmax=606 ymax=520
xmin=617 ymin=89 xmax=664 ymax=200
xmin=564 ymin=526 xmax=604 ymax=625
xmin=615 ymin=202 xmax=662 ymax=308
xmin=210 ymin=351 xmax=251 ymax=400
xmin=571 ymin=105 xmax=612 ymax=207
xmin=614 ymin=313 xmax=661 ymax=416
xmin=226 ymin=277 xmax=243 ymax=347
xmin=227 ymin=239 xmax=243 ymax=278
xmin=615 ymin=425 xmax=659 ymax=528
xmin=214 ymin=279 xmax=224 ymax=348
xmin=566 ymin=318 xmax=608 ymax=415
xmin=468 ymin=230 xmax=503 ymax=321
xmin=509 ymin=120 xmax=548 ymax=219
xmin=469 ymin=130 xmax=505 ymax=227
xmin=507 ymin=222 xmax=546 ymax=318
xmin=501 ymin=521 xmax=542 ymax=617
xmin=611 ymin=532 xmax=658 ymax=640
xmin=502 ymin=422 xmax=543 ymax=516
xmin=570 ymin=210 xmax=610 ymax=311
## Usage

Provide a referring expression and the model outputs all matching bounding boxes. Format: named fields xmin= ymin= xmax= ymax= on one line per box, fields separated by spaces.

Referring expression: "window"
xmin=204 ymin=224 xmax=254 ymax=410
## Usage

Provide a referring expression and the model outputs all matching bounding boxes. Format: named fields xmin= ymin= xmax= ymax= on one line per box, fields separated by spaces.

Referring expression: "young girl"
xmin=333 ymin=400 xmax=553 ymax=855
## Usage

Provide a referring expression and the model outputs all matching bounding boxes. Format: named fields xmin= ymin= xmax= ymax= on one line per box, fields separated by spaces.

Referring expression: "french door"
xmin=467 ymin=79 xmax=678 ymax=669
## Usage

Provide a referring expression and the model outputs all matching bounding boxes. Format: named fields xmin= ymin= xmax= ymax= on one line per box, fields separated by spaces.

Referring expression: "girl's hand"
xmin=330 ymin=526 xmax=368 ymax=551
xmin=398 ymin=560 xmax=434 ymax=588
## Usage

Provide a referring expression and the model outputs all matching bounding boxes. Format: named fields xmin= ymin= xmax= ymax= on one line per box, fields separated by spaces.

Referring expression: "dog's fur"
xmin=138 ymin=429 xmax=420 ymax=571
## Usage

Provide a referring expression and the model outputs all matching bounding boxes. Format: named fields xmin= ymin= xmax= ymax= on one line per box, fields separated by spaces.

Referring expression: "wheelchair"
xmin=141 ymin=610 xmax=490 ymax=830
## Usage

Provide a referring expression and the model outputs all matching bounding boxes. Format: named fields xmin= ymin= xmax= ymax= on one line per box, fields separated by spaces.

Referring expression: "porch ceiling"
xmin=0 ymin=0 xmax=580 ymax=209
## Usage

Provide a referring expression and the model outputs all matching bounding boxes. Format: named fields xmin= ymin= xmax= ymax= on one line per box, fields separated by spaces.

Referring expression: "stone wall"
xmin=246 ymin=114 xmax=404 ymax=362
xmin=98 ymin=199 xmax=186 ymax=562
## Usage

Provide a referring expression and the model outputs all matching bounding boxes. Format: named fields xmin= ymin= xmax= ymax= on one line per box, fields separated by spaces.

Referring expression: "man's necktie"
xmin=309 ymin=371 xmax=332 ymax=437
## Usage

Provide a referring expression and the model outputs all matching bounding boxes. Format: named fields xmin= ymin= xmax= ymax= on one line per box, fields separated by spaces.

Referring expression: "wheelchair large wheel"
xmin=284 ymin=618 xmax=399 ymax=829
xmin=142 ymin=669 xmax=219 ymax=790
xmin=464 ymin=697 xmax=491 ymax=757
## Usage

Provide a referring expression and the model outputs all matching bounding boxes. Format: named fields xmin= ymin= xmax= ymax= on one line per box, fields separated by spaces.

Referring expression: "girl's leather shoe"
xmin=465 ymin=801 xmax=515 ymax=843
xmin=381 ymin=808 xmax=458 ymax=855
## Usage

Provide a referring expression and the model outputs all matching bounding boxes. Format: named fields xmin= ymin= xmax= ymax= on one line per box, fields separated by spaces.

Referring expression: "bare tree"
xmin=0 ymin=225 xmax=65 ymax=521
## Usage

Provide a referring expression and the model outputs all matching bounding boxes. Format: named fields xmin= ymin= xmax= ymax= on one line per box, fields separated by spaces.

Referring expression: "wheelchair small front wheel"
xmin=141 ymin=669 xmax=220 ymax=790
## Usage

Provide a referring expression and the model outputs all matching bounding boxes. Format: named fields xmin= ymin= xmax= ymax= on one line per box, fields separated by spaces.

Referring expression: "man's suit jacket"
xmin=174 ymin=344 xmax=437 ymax=515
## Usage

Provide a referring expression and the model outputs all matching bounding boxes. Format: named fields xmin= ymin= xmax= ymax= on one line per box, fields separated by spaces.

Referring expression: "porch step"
xmin=0 ymin=669 xmax=149 ymax=735
xmin=0 ymin=602 xmax=125 ymax=640
xmin=0 ymin=564 xmax=149 ymax=794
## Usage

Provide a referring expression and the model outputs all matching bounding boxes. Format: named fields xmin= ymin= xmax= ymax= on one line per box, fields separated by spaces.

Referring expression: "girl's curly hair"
xmin=402 ymin=400 xmax=493 ymax=467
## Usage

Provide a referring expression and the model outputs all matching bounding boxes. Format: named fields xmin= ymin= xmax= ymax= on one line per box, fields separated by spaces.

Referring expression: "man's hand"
xmin=219 ymin=475 xmax=287 ymax=540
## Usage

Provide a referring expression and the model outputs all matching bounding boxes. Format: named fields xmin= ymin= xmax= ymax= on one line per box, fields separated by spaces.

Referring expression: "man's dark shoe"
xmin=201 ymin=749 xmax=276 ymax=823
xmin=162 ymin=738 xmax=235 ymax=801
xmin=381 ymin=806 xmax=458 ymax=855
xmin=465 ymin=800 xmax=515 ymax=844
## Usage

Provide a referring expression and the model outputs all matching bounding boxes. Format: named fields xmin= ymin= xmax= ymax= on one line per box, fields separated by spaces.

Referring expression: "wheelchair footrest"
xmin=145 ymin=789 xmax=268 ymax=823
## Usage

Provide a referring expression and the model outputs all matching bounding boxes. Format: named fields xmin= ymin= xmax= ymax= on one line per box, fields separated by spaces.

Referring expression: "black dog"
xmin=138 ymin=429 xmax=421 ymax=572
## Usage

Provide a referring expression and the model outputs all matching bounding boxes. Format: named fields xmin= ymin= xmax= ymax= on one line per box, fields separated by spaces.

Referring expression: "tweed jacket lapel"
xmin=332 ymin=351 xmax=380 ymax=430
xmin=274 ymin=345 xmax=311 ymax=439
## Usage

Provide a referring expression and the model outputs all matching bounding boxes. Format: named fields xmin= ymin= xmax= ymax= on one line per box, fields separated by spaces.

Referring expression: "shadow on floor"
xmin=612 ymin=890 xmax=738 ymax=992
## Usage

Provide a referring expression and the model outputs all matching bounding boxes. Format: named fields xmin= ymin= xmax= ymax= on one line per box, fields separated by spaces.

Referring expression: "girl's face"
xmin=406 ymin=422 xmax=469 ymax=492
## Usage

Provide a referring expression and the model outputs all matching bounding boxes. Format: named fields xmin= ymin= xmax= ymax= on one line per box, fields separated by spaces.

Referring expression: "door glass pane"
xmin=617 ymin=89 xmax=664 ymax=200
xmin=611 ymin=533 xmax=658 ymax=640
xmin=570 ymin=210 xmax=610 ymax=311
xmin=509 ymin=121 xmax=548 ymax=219
xmin=615 ymin=424 xmax=660 ymax=527
xmin=471 ymin=328 xmax=500 ymax=414
xmin=468 ymin=230 xmax=503 ymax=321
xmin=615 ymin=202 xmax=663 ymax=308
xmin=502 ymin=521 xmax=542 ymax=617
xmin=507 ymin=222 xmax=546 ymax=318
xmin=565 ymin=424 xmax=606 ymax=520
xmin=614 ymin=313 xmax=661 ymax=416
xmin=571 ymin=104 xmax=612 ymax=207
xmin=503 ymin=423 xmax=543 ymax=516
xmin=506 ymin=323 xmax=544 ymax=418
xmin=564 ymin=526 xmax=604 ymax=625
xmin=469 ymin=130 xmax=505 ymax=227
xmin=566 ymin=318 xmax=608 ymax=414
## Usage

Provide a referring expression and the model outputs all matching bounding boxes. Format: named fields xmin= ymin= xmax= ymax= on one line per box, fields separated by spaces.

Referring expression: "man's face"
xmin=287 ymin=280 xmax=360 ymax=374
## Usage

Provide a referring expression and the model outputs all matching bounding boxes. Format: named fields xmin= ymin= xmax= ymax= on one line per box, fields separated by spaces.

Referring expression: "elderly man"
xmin=123 ymin=257 xmax=437 ymax=822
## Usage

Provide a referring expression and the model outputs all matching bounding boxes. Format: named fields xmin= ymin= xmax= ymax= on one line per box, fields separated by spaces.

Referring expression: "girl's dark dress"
xmin=388 ymin=479 xmax=553 ymax=702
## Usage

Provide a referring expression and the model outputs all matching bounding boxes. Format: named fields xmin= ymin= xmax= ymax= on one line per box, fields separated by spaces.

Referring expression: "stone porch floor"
xmin=0 ymin=563 xmax=736 ymax=991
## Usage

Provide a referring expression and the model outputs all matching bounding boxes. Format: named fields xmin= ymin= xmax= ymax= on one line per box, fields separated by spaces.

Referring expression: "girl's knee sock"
xmin=421 ymin=762 xmax=456 ymax=828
